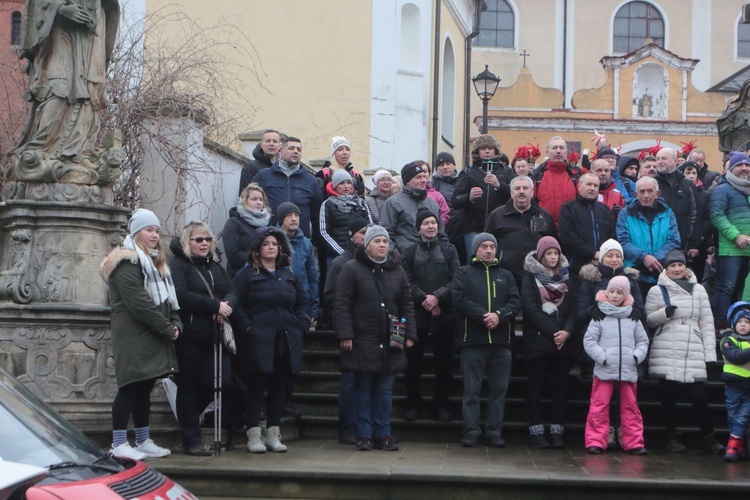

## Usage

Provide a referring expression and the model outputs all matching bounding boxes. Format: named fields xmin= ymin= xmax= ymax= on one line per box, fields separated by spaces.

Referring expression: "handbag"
xmin=191 ymin=266 xmax=236 ymax=355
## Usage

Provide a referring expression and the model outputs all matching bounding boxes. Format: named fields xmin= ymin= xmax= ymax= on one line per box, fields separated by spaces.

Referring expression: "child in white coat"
xmin=584 ymin=276 xmax=649 ymax=455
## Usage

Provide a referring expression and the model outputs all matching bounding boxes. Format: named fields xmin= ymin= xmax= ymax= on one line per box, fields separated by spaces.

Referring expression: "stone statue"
xmin=717 ymin=79 xmax=750 ymax=153
xmin=7 ymin=0 xmax=123 ymax=192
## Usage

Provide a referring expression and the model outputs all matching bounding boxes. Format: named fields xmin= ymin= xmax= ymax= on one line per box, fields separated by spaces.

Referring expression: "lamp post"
xmin=472 ymin=65 xmax=501 ymax=134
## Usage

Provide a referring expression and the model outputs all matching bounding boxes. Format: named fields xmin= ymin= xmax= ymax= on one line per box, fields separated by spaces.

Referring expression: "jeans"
xmin=658 ymin=380 xmax=713 ymax=436
xmin=464 ymin=232 xmax=480 ymax=262
xmin=353 ymin=372 xmax=396 ymax=439
xmin=714 ymin=256 xmax=749 ymax=324
xmin=461 ymin=345 xmax=512 ymax=438
xmin=585 ymin=378 xmax=644 ymax=451
xmin=726 ymin=385 xmax=750 ymax=437
xmin=338 ymin=372 xmax=356 ymax=433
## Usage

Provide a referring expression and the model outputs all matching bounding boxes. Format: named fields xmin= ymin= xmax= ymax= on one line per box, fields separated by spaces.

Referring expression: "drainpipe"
xmin=463 ymin=0 xmax=482 ymax=168
xmin=431 ymin=1 xmax=442 ymax=164
xmin=562 ymin=0 xmax=568 ymax=108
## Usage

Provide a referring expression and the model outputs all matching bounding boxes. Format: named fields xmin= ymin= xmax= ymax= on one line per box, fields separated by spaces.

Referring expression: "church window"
xmin=473 ymin=0 xmax=514 ymax=49
xmin=613 ymin=1 xmax=664 ymax=53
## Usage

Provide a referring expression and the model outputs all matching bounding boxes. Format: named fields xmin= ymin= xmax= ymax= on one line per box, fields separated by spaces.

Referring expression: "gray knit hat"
xmin=364 ymin=225 xmax=389 ymax=249
xmin=276 ymin=202 xmax=300 ymax=225
xmin=471 ymin=232 xmax=497 ymax=257
xmin=129 ymin=208 xmax=160 ymax=236
xmin=332 ymin=169 xmax=353 ymax=189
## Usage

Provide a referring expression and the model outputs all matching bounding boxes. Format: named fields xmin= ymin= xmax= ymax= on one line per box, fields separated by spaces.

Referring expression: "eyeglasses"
xmin=190 ymin=237 xmax=213 ymax=243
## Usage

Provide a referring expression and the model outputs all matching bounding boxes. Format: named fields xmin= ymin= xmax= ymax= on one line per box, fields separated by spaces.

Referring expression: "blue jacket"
xmin=616 ymin=198 xmax=680 ymax=284
xmin=611 ymin=167 xmax=634 ymax=201
xmin=252 ymin=164 xmax=323 ymax=238
xmin=286 ymin=228 xmax=319 ymax=318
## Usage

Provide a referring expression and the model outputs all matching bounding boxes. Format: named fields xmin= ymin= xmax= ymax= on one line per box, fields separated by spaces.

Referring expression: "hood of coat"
xmin=354 ymin=244 xmax=402 ymax=270
xmin=579 ymin=263 xmax=640 ymax=283
xmin=252 ymin=143 xmax=275 ymax=166
xmin=656 ymin=267 xmax=696 ymax=288
xmin=523 ymin=249 xmax=569 ymax=277
xmin=99 ymin=248 xmax=139 ymax=283
xmin=249 ymin=226 xmax=293 ymax=260
xmin=169 ymin=237 xmax=215 ymax=266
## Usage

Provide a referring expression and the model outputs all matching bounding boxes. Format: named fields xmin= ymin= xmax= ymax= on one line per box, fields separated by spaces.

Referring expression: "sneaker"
xmin=355 ymin=437 xmax=372 ymax=451
xmin=283 ymin=405 xmax=302 ymax=418
xmin=185 ymin=444 xmax=213 ymax=457
xmin=435 ymin=408 xmax=454 ymax=423
xmin=666 ymin=434 xmax=687 ymax=453
xmin=110 ymin=442 xmax=147 ymax=460
xmin=486 ymin=436 xmax=506 ymax=448
xmin=462 ymin=434 xmax=480 ymax=448
xmin=136 ymin=439 xmax=171 ymax=458
xmin=628 ymin=447 xmax=648 ymax=455
xmin=703 ymin=434 xmax=725 ymax=455
xmin=586 ymin=446 xmax=604 ymax=454
xmin=403 ymin=408 xmax=420 ymax=422
xmin=528 ymin=434 xmax=550 ymax=449
xmin=338 ymin=430 xmax=357 ymax=445
xmin=376 ymin=436 xmax=399 ymax=451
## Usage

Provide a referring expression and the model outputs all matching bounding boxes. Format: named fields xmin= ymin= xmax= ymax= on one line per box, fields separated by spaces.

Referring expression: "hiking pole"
xmin=213 ymin=323 xmax=223 ymax=456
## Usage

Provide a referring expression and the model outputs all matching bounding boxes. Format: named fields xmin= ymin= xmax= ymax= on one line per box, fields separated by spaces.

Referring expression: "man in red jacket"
xmin=591 ymin=159 xmax=625 ymax=212
xmin=532 ymin=136 xmax=584 ymax=227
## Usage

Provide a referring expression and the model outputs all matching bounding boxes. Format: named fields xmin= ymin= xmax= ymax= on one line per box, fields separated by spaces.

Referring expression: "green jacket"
xmin=101 ymin=249 xmax=181 ymax=388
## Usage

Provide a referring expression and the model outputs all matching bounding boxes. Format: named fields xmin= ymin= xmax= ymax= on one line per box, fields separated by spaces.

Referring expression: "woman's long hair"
xmin=179 ymin=220 xmax=218 ymax=261
xmin=249 ymin=229 xmax=291 ymax=273
xmin=133 ymin=231 xmax=168 ymax=276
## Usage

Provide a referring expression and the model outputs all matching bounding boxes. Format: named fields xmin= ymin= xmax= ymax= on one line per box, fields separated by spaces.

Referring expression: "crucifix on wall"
xmin=520 ymin=50 xmax=530 ymax=67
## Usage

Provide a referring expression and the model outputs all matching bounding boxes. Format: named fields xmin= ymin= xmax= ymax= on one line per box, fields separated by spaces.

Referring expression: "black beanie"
xmin=415 ymin=207 xmax=438 ymax=230
xmin=347 ymin=214 xmax=369 ymax=237
xmin=434 ymin=152 xmax=456 ymax=166
xmin=662 ymin=249 xmax=686 ymax=268
xmin=276 ymin=202 xmax=300 ymax=225
xmin=597 ymin=147 xmax=617 ymax=158
xmin=401 ymin=161 xmax=427 ymax=185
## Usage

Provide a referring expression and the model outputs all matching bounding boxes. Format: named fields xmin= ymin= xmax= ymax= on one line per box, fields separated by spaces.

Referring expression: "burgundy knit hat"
xmin=536 ymin=236 xmax=561 ymax=261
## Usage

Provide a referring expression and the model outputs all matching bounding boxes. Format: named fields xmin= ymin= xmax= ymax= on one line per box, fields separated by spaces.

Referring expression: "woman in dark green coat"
xmin=100 ymin=209 xmax=182 ymax=460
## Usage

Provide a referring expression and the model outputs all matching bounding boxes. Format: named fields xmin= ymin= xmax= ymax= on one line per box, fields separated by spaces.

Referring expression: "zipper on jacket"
xmin=618 ymin=318 xmax=622 ymax=381
xmin=485 ymin=264 xmax=493 ymax=344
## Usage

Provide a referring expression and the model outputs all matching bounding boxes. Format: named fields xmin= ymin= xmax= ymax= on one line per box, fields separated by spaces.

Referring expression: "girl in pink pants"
xmin=583 ymin=276 xmax=649 ymax=454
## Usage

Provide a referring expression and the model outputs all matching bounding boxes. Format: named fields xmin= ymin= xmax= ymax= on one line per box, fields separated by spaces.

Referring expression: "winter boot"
xmin=528 ymin=425 xmax=549 ymax=449
xmin=666 ymin=433 xmax=687 ymax=453
xmin=703 ymin=433 xmax=725 ymax=455
xmin=264 ymin=426 xmax=288 ymax=452
xmin=246 ymin=427 xmax=266 ymax=453
xmin=549 ymin=424 xmax=565 ymax=449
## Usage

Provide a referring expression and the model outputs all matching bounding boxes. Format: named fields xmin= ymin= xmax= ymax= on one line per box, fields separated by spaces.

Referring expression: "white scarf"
xmin=123 ymin=235 xmax=180 ymax=310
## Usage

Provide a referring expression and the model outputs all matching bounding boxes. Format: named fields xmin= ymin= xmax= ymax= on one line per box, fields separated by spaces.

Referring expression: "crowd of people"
xmin=101 ymin=129 xmax=750 ymax=463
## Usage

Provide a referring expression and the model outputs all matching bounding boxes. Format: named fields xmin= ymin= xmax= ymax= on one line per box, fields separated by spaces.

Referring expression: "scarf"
xmin=726 ymin=171 xmax=750 ymax=197
xmin=278 ymin=159 xmax=300 ymax=177
xmin=327 ymin=193 xmax=363 ymax=214
xmin=671 ymin=276 xmax=695 ymax=294
xmin=122 ymin=235 xmax=179 ymax=310
xmin=597 ymin=301 xmax=632 ymax=318
xmin=236 ymin=201 xmax=271 ymax=227
xmin=535 ymin=269 xmax=569 ymax=314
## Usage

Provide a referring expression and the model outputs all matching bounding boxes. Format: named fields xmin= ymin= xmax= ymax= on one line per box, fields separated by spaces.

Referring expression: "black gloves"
xmin=665 ymin=305 xmax=677 ymax=318
xmin=591 ymin=306 xmax=606 ymax=321
xmin=628 ymin=308 xmax=641 ymax=321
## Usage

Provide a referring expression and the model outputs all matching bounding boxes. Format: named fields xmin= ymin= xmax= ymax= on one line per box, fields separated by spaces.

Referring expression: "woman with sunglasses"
xmin=169 ymin=221 xmax=241 ymax=455
xmin=223 ymin=183 xmax=272 ymax=277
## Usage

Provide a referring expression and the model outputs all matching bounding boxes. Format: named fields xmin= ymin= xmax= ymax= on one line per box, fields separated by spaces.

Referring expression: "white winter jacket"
xmin=645 ymin=269 xmax=716 ymax=383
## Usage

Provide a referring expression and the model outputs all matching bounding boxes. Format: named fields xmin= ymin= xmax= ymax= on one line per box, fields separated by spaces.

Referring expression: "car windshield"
xmin=0 ymin=367 xmax=121 ymax=481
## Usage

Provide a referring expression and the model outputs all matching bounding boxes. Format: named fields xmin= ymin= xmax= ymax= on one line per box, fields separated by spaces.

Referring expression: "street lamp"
xmin=472 ymin=65 xmax=501 ymax=134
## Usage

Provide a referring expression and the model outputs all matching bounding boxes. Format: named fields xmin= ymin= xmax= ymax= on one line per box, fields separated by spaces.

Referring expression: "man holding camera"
xmin=452 ymin=134 xmax=512 ymax=260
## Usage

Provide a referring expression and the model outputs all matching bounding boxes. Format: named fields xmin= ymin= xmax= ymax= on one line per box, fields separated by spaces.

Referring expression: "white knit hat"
xmin=128 ymin=208 xmax=160 ymax=236
xmin=372 ymin=169 xmax=393 ymax=185
xmin=599 ymin=239 xmax=623 ymax=259
xmin=330 ymin=136 xmax=352 ymax=156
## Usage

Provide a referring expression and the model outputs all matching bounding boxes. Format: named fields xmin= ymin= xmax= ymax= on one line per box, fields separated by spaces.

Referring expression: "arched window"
xmin=739 ymin=16 xmax=750 ymax=58
xmin=441 ymin=38 xmax=456 ymax=144
xmin=473 ymin=0 xmax=514 ymax=48
xmin=400 ymin=4 xmax=420 ymax=71
xmin=613 ymin=1 xmax=664 ymax=53
xmin=11 ymin=11 xmax=22 ymax=46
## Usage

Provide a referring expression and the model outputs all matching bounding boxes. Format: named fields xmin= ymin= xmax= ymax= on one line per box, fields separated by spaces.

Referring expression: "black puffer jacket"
xmin=222 ymin=207 xmax=265 ymax=277
xmin=169 ymin=239 xmax=241 ymax=345
xmin=232 ymin=227 xmax=310 ymax=374
xmin=558 ymin=195 xmax=615 ymax=273
xmin=239 ymin=143 xmax=275 ymax=196
xmin=521 ymin=251 xmax=577 ymax=359
xmin=452 ymin=162 xmax=512 ymax=233
xmin=402 ymin=238 xmax=460 ymax=330
xmin=577 ymin=263 xmax=645 ymax=324
xmin=334 ymin=247 xmax=417 ymax=373
xmin=655 ymin=170 xmax=699 ymax=250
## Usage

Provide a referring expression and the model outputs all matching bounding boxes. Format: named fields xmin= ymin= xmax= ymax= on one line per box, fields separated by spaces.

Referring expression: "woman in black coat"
xmin=521 ymin=236 xmax=577 ymax=449
xmin=223 ymin=183 xmax=271 ymax=277
xmin=169 ymin=221 xmax=240 ymax=456
xmin=334 ymin=226 xmax=417 ymax=452
xmin=232 ymin=226 xmax=310 ymax=453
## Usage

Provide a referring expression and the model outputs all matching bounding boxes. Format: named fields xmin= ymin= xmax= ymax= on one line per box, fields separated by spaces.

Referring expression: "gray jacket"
xmin=379 ymin=186 xmax=442 ymax=253
xmin=584 ymin=308 xmax=649 ymax=383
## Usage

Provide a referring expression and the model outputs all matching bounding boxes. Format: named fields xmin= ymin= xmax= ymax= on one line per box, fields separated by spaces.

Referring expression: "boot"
xmin=246 ymin=427 xmax=266 ymax=453
xmin=666 ymin=433 xmax=687 ymax=453
xmin=264 ymin=426 xmax=288 ymax=452
xmin=724 ymin=436 xmax=745 ymax=462
xmin=703 ymin=433 xmax=725 ymax=455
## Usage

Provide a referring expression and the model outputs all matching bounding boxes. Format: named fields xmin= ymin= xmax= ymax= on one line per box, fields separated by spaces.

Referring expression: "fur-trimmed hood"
xmin=579 ymin=262 xmax=640 ymax=283
xmin=523 ymin=249 xmax=569 ymax=277
xmin=100 ymin=248 xmax=138 ymax=283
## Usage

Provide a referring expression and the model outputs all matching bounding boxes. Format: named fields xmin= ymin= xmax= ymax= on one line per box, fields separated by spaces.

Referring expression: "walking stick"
xmin=213 ymin=323 xmax=223 ymax=456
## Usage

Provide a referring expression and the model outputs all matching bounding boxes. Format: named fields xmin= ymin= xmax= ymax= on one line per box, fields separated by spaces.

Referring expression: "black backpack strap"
xmin=659 ymin=285 xmax=671 ymax=307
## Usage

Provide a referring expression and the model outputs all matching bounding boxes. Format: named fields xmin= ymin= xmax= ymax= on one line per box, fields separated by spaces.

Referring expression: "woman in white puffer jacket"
xmin=645 ymin=249 xmax=722 ymax=454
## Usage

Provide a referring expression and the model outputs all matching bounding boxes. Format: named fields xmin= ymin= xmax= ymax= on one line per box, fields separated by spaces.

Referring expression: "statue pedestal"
xmin=0 ymin=201 xmax=169 ymax=427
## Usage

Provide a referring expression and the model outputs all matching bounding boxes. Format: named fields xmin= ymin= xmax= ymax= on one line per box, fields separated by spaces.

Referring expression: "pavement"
xmin=151 ymin=438 xmax=750 ymax=499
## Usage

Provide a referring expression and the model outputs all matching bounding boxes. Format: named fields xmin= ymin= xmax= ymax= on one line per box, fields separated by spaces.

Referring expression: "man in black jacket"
xmin=655 ymin=147 xmax=700 ymax=257
xmin=558 ymin=172 xmax=616 ymax=276
xmin=238 ymin=129 xmax=281 ymax=195
xmin=484 ymin=176 xmax=557 ymax=286
xmin=402 ymin=208 xmax=460 ymax=423
xmin=451 ymin=233 xmax=521 ymax=448
xmin=452 ymin=134 xmax=511 ymax=259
